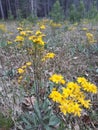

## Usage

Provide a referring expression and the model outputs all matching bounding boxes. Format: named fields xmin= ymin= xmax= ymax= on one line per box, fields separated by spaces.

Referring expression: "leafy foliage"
xmin=20 ymin=100 xmax=60 ymax=130
xmin=0 ymin=112 xmax=14 ymax=129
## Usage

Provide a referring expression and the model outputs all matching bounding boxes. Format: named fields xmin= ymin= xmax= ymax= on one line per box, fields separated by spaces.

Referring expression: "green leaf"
xmin=49 ymin=82 xmax=55 ymax=92
xmin=25 ymin=125 xmax=32 ymax=130
xmin=43 ymin=99 xmax=50 ymax=109
xmin=44 ymin=125 xmax=52 ymax=130
xmin=49 ymin=115 xmax=60 ymax=126
xmin=22 ymin=117 xmax=30 ymax=126
xmin=25 ymin=112 xmax=39 ymax=126
xmin=33 ymin=101 xmax=41 ymax=120
xmin=31 ymin=113 xmax=38 ymax=125
xmin=0 ymin=41 xmax=7 ymax=47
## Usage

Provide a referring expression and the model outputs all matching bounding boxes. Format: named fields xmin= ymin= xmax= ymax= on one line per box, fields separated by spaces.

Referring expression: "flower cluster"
xmin=7 ymin=40 xmax=12 ymax=45
xmin=82 ymin=28 xmax=88 ymax=31
xmin=17 ymin=62 xmax=32 ymax=83
xmin=50 ymin=21 xmax=62 ymax=28
xmin=77 ymin=77 xmax=97 ymax=93
xmin=29 ymin=30 xmax=46 ymax=46
xmin=86 ymin=32 xmax=96 ymax=43
xmin=15 ymin=26 xmax=33 ymax=44
xmin=0 ymin=24 xmax=6 ymax=32
xmin=15 ymin=25 xmax=46 ymax=48
xmin=37 ymin=19 xmax=49 ymax=26
xmin=42 ymin=52 xmax=55 ymax=61
xmin=49 ymin=75 xmax=97 ymax=117
xmin=20 ymin=31 xmax=28 ymax=37
xmin=15 ymin=35 xmax=24 ymax=42
xmin=40 ymin=25 xmax=46 ymax=30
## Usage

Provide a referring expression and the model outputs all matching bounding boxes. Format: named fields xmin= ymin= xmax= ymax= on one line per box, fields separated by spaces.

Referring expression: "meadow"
xmin=0 ymin=19 xmax=98 ymax=130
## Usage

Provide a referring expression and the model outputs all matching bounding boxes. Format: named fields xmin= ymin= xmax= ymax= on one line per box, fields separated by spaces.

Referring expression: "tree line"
xmin=0 ymin=0 xmax=98 ymax=20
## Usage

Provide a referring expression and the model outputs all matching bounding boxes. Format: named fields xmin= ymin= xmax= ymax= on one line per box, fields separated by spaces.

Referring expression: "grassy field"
xmin=0 ymin=19 xmax=98 ymax=130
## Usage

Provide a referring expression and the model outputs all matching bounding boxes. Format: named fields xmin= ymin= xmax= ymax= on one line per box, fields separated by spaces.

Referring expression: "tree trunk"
xmin=34 ymin=0 xmax=37 ymax=16
xmin=47 ymin=0 xmax=50 ymax=14
xmin=7 ymin=0 xmax=12 ymax=14
xmin=0 ymin=0 xmax=4 ymax=19
xmin=14 ymin=0 xmax=19 ymax=18
xmin=31 ymin=0 xmax=34 ymax=16
xmin=44 ymin=0 xmax=47 ymax=17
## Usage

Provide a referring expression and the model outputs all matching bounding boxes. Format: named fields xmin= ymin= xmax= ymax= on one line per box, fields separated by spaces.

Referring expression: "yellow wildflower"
xmin=50 ymin=22 xmax=62 ymax=28
xmin=74 ymin=22 xmax=78 ymax=26
xmin=26 ymin=62 xmax=32 ymax=66
xmin=49 ymin=89 xmax=62 ymax=103
xmin=36 ymin=37 xmax=45 ymax=45
xmin=29 ymin=35 xmax=36 ymax=41
xmin=17 ymin=68 xmax=24 ymax=74
xmin=29 ymin=35 xmax=45 ymax=45
xmin=40 ymin=34 xmax=46 ymax=37
xmin=21 ymin=65 xmax=27 ymax=69
xmin=0 ymin=24 xmax=6 ymax=32
xmin=77 ymin=77 xmax=97 ymax=93
xmin=7 ymin=41 xmax=12 ymax=44
xmin=59 ymin=103 xmax=68 ymax=115
xmin=83 ymin=82 xmax=97 ymax=94
xmin=86 ymin=32 xmax=96 ymax=43
xmin=79 ymin=99 xmax=91 ymax=109
xmin=88 ymin=83 xmax=97 ymax=93
xmin=82 ymin=28 xmax=88 ymax=31
xmin=45 ymin=53 xmax=55 ymax=58
xmin=42 ymin=53 xmax=55 ymax=61
xmin=15 ymin=36 xmax=24 ymax=42
xmin=49 ymin=74 xmax=66 ymax=84
xmin=71 ymin=103 xmax=82 ymax=117
xmin=18 ymin=76 xmax=23 ymax=80
xmin=62 ymin=87 xmax=72 ymax=98
xmin=18 ymin=76 xmax=23 ymax=84
xmin=60 ymin=79 xmax=66 ymax=85
xmin=26 ymin=30 xmax=33 ymax=34
xmin=18 ymin=79 xmax=21 ymax=84
xmin=20 ymin=31 xmax=27 ymax=36
xmin=40 ymin=25 xmax=46 ymax=30
xmin=35 ymin=30 xmax=42 ymax=35
xmin=17 ymin=27 xmax=23 ymax=31
xmin=67 ymin=82 xmax=81 ymax=93
xmin=77 ymin=77 xmax=87 ymax=84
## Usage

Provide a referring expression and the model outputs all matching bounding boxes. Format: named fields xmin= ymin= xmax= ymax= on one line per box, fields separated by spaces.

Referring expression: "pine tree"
xmin=49 ymin=0 xmax=64 ymax=22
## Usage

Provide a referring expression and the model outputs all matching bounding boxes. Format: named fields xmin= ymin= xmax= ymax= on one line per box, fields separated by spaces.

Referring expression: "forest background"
xmin=0 ymin=0 xmax=98 ymax=130
xmin=0 ymin=0 xmax=98 ymax=22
